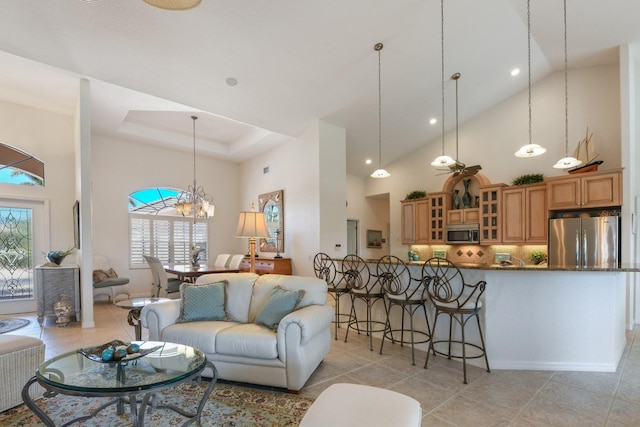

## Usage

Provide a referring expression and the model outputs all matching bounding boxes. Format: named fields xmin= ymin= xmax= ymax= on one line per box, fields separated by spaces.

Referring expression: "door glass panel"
xmin=0 ymin=207 xmax=34 ymax=300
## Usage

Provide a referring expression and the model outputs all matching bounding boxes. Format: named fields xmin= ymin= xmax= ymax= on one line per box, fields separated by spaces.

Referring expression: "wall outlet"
xmin=495 ymin=253 xmax=510 ymax=263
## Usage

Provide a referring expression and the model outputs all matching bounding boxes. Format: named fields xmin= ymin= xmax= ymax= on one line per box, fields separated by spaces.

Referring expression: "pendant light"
xmin=431 ymin=0 xmax=456 ymax=168
xmin=143 ymin=0 xmax=201 ymax=10
xmin=175 ymin=116 xmax=215 ymax=220
xmin=553 ymin=0 xmax=582 ymax=169
xmin=515 ymin=0 xmax=547 ymax=158
xmin=370 ymin=42 xmax=391 ymax=179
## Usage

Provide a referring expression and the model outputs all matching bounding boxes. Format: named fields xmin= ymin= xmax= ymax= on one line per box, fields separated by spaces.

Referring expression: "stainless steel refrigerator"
xmin=548 ymin=216 xmax=620 ymax=268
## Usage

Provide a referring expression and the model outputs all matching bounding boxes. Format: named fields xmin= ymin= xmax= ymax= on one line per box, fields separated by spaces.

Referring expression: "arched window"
xmin=128 ymin=188 xmax=208 ymax=266
xmin=0 ymin=143 xmax=44 ymax=186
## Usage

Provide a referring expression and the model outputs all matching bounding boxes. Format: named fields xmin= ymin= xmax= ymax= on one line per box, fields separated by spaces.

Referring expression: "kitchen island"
xmin=337 ymin=258 xmax=633 ymax=372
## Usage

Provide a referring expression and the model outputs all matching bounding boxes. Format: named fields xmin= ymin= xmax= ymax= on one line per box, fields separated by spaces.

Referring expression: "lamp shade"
xmin=143 ymin=0 xmax=201 ymax=10
xmin=515 ymin=144 xmax=547 ymax=158
xmin=234 ymin=211 xmax=270 ymax=238
xmin=370 ymin=168 xmax=391 ymax=179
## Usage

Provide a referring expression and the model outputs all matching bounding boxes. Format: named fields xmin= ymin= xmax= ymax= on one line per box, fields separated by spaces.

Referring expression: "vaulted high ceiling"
xmin=1 ymin=0 xmax=639 ymax=177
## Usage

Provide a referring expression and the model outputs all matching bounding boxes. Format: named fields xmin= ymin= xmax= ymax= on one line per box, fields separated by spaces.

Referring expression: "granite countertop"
xmin=406 ymin=261 xmax=640 ymax=272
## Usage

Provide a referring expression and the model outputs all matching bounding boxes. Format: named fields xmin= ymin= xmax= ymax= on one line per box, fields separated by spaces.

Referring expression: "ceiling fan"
xmin=438 ymin=73 xmax=482 ymax=177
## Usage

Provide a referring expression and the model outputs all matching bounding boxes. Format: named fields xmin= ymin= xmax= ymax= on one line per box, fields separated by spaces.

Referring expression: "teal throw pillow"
xmin=177 ymin=281 xmax=229 ymax=323
xmin=255 ymin=286 xmax=305 ymax=330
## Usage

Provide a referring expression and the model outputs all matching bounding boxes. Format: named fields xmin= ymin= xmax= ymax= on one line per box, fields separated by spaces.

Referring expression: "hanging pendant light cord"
xmin=563 ymin=0 xmax=569 ymax=157
xmin=454 ymin=73 xmax=459 ymax=160
xmin=440 ymin=0 xmax=446 ymax=156
xmin=378 ymin=44 xmax=383 ymax=169
xmin=192 ymin=116 xmax=197 ymax=191
xmin=527 ymin=0 xmax=532 ymax=146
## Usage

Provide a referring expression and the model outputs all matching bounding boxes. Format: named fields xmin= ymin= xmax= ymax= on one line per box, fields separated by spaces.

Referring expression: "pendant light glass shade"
xmin=370 ymin=42 xmax=390 ymax=179
xmin=431 ymin=0 xmax=455 ymax=168
xmin=515 ymin=0 xmax=546 ymax=158
xmin=515 ymin=144 xmax=547 ymax=158
xmin=553 ymin=0 xmax=581 ymax=170
xmin=143 ymin=0 xmax=201 ymax=10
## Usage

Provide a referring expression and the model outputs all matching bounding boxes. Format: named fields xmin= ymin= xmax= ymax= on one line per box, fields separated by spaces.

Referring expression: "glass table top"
xmin=37 ymin=341 xmax=206 ymax=394
xmin=116 ymin=297 xmax=171 ymax=310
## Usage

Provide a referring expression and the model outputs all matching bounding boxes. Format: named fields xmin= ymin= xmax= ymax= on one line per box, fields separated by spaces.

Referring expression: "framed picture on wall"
xmin=366 ymin=230 xmax=382 ymax=248
xmin=73 ymin=201 xmax=80 ymax=249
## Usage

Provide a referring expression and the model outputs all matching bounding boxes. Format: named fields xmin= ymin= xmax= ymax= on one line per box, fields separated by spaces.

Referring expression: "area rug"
xmin=0 ymin=381 xmax=313 ymax=426
xmin=0 ymin=318 xmax=30 ymax=334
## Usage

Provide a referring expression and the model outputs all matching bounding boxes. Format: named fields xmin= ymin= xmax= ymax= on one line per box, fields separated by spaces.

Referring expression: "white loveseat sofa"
xmin=140 ymin=272 xmax=333 ymax=392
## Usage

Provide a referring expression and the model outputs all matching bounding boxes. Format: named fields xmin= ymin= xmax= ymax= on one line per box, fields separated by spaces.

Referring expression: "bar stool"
xmin=313 ymin=252 xmax=353 ymax=340
xmin=377 ymin=255 xmax=431 ymax=365
xmin=343 ymin=254 xmax=385 ymax=351
xmin=422 ymin=257 xmax=490 ymax=384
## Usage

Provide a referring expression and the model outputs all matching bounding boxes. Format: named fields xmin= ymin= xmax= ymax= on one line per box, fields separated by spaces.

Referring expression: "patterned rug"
xmin=0 ymin=381 xmax=314 ymax=426
xmin=0 ymin=318 xmax=30 ymax=334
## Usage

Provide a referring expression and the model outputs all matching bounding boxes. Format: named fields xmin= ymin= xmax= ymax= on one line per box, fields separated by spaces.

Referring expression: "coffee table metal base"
xmin=22 ymin=361 xmax=218 ymax=427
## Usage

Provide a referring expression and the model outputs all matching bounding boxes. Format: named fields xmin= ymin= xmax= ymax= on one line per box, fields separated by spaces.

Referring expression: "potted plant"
xmin=405 ymin=190 xmax=427 ymax=200
xmin=529 ymin=250 xmax=547 ymax=265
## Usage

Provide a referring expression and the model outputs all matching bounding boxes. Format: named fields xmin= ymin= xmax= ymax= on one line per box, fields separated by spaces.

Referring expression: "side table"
xmin=116 ymin=298 xmax=170 ymax=340
xmin=35 ymin=265 xmax=81 ymax=325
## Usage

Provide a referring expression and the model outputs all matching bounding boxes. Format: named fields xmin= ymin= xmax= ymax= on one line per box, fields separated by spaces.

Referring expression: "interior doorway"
xmin=347 ymin=219 xmax=358 ymax=255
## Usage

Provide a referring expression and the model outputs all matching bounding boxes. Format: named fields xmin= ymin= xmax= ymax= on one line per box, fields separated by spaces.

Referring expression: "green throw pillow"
xmin=255 ymin=286 xmax=305 ymax=330
xmin=177 ymin=281 xmax=229 ymax=323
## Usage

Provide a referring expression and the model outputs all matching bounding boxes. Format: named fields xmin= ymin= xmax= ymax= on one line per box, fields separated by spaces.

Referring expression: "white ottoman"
xmin=0 ymin=335 xmax=45 ymax=412
xmin=299 ymin=383 xmax=422 ymax=427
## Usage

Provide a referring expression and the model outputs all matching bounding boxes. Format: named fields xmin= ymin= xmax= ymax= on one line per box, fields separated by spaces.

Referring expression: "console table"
xmin=35 ymin=265 xmax=81 ymax=325
xmin=239 ymin=257 xmax=292 ymax=275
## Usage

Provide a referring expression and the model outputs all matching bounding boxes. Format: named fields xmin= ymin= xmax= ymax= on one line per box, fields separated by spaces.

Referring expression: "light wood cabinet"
xmin=239 ymin=257 xmax=292 ymax=275
xmin=401 ymin=198 xmax=430 ymax=244
xmin=446 ymin=208 xmax=479 ymax=225
xmin=502 ymin=183 xmax=547 ymax=243
xmin=547 ymin=170 xmax=622 ymax=210
xmin=428 ymin=192 xmax=449 ymax=243
xmin=400 ymin=200 xmax=416 ymax=244
xmin=479 ymin=184 xmax=506 ymax=244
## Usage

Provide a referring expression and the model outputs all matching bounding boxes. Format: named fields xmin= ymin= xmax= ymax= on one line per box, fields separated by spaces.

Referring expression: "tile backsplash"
xmin=409 ymin=244 xmax=547 ymax=266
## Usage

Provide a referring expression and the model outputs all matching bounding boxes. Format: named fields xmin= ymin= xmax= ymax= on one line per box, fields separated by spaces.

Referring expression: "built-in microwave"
xmin=445 ymin=223 xmax=480 ymax=245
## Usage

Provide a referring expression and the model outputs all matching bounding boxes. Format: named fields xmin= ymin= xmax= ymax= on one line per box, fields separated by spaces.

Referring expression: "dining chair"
xmin=342 ymin=254 xmax=385 ymax=351
xmin=214 ymin=254 xmax=231 ymax=268
xmin=143 ymin=255 xmax=182 ymax=299
xmin=313 ymin=252 xmax=353 ymax=341
xmin=377 ymin=255 xmax=431 ymax=365
xmin=421 ymin=257 xmax=490 ymax=383
xmin=227 ymin=254 xmax=245 ymax=270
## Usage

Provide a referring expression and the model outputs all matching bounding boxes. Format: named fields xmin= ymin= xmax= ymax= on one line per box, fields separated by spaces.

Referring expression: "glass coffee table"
xmin=22 ymin=341 xmax=217 ymax=427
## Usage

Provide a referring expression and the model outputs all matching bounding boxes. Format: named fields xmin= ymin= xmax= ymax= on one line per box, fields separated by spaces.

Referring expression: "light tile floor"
xmin=3 ymin=303 xmax=640 ymax=426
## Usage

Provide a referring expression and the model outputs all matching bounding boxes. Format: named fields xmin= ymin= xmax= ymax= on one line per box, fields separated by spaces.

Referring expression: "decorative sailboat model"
xmin=567 ymin=127 xmax=603 ymax=174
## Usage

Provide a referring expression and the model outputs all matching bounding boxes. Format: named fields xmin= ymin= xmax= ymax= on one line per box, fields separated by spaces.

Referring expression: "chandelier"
xmin=175 ymin=116 xmax=215 ymax=219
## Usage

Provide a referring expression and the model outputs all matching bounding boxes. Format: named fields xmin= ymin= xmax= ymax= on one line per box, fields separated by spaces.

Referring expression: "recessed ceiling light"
xmin=510 ymin=68 xmax=520 ymax=77
xmin=429 ymin=118 xmax=437 ymax=125
xmin=225 ymin=77 xmax=238 ymax=87
xmin=365 ymin=159 xmax=372 ymax=165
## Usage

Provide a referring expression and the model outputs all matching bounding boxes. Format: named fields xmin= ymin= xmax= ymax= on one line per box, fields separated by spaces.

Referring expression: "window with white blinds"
xmin=129 ymin=214 xmax=208 ymax=266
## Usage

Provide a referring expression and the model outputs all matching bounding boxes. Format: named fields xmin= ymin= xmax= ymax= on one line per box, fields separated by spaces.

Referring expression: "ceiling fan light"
xmin=553 ymin=156 xmax=582 ymax=169
xmin=143 ymin=0 xmax=201 ymax=10
xmin=430 ymin=155 xmax=456 ymax=167
xmin=370 ymin=168 xmax=391 ymax=179
xmin=515 ymin=144 xmax=547 ymax=158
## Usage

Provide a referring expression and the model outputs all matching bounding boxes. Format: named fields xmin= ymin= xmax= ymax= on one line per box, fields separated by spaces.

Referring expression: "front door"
xmin=0 ymin=199 xmax=46 ymax=314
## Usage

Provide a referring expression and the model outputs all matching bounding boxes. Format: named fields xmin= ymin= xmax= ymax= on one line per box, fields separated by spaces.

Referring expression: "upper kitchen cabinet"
xmin=547 ymin=169 xmax=622 ymax=210
xmin=447 ymin=208 xmax=479 ymax=225
xmin=401 ymin=198 xmax=430 ymax=245
xmin=479 ymin=184 xmax=506 ymax=244
xmin=502 ymin=183 xmax=547 ymax=244
xmin=428 ymin=192 xmax=449 ymax=243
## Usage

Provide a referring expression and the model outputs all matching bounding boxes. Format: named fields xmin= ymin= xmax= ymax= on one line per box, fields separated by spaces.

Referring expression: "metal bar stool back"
xmin=342 ymin=254 xmax=385 ymax=350
xmin=313 ymin=252 xmax=352 ymax=340
xmin=377 ymin=255 xmax=431 ymax=365
xmin=422 ymin=257 xmax=490 ymax=383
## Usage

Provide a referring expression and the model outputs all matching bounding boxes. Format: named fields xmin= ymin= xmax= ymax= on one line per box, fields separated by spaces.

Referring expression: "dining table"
xmin=164 ymin=264 xmax=240 ymax=282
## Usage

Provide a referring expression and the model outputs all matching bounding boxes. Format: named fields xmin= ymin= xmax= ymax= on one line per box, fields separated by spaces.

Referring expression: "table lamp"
xmin=234 ymin=204 xmax=270 ymax=273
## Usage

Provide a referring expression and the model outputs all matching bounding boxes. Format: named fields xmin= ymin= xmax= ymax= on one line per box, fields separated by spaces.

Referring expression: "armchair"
xmin=92 ymin=254 xmax=130 ymax=303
